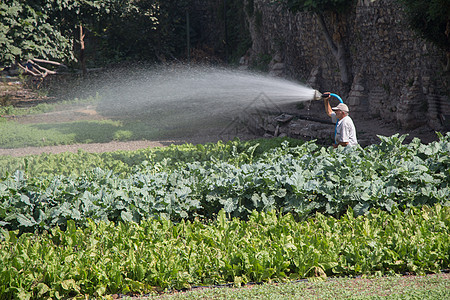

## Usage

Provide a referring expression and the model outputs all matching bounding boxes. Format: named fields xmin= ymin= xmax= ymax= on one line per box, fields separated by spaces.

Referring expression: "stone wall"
xmin=242 ymin=0 xmax=449 ymax=130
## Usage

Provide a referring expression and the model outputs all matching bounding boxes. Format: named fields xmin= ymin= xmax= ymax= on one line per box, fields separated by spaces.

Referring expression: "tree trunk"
xmin=316 ymin=12 xmax=351 ymax=86
xmin=80 ymin=24 xmax=87 ymax=76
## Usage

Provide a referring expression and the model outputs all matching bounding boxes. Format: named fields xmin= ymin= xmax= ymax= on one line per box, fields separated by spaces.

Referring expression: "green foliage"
xmin=96 ymin=0 xmax=191 ymax=63
xmin=0 ymin=134 xmax=449 ymax=298
xmin=397 ymin=0 xmax=450 ymax=53
xmin=0 ymin=134 xmax=449 ymax=233
xmin=0 ymin=0 xmax=74 ymax=65
xmin=0 ymin=205 xmax=448 ymax=297
xmin=148 ymin=274 xmax=450 ymax=299
xmin=0 ymin=0 xmax=198 ymax=67
xmin=0 ymin=0 xmax=127 ymax=66
xmin=0 ymin=95 xmax=100 ymax=116
xmin=0 ymin=137 xmax=294 ymax=178
xmin=251 ymin=53 xmax=272 ymax=72
xmin=0 ymin=119 xmax=128 ymax=148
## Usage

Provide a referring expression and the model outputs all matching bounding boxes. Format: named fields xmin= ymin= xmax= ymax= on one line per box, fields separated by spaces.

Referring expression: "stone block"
xmin=348 ymin=97 xmax=361 ymax=106
xmin=271 ymin=62 xmax=284 ymax=70
xmin=354 ymin=84 xmax=365 ymax=91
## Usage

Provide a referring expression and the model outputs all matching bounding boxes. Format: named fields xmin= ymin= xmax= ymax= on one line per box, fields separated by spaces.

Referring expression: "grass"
xmin=0 ymin=119 xmax=125 ymax=148
xmin=0 ymin=117 xmax=228 ymax=148
xmin=0 ymin=95 xmax=238 ymax=148
xmin=143 ymin=273 xmax=449 ymax=299
xmin=0 ymin=94 xmax=100 ymax=116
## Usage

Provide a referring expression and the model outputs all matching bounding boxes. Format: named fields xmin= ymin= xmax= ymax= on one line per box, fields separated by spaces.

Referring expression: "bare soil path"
xmin=0 ymin=140 xmax=171 ymax=157
xmin=0 ymin=136 xmax=243 ymax=157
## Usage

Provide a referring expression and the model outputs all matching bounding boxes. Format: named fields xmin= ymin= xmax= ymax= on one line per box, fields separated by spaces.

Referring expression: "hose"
xmin=328 ymin=93 xmax=344 ymax=144
xmin=329 ymin=93 xmax=343 ymax=103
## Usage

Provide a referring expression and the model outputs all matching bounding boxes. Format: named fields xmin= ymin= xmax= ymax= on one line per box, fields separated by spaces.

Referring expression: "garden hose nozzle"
xmin=313 ymin=90 xmax=322 ymax=101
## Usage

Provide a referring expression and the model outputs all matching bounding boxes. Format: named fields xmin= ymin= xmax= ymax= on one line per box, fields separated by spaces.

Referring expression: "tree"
xmin=397 ymin=0 xmax=450 ymax=72
xmin=0 ymin=0 xmax=179 ymax=71
xmin=0 ymin=0 xmax=243 ymax=71
xmin=0 ymin=0 xmax=120 ymax=71
xmin=272 ymin=0 xmax=356 ymax=87
xmin=100 ymin=0 xmax=191 ymax=62
xmin=41 ymin=0 xmax=127 ymax=71
xmin=0 ymin=0 xmax=74 ymax=66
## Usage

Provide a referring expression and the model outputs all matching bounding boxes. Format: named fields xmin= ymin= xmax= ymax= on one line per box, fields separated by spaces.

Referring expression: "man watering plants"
xmin=322 ymin=92 xmax=358 ymax=148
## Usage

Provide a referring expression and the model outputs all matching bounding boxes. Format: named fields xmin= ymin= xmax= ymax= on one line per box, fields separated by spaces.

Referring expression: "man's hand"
xmin=322 ymin=92 xmax=331 ymax=100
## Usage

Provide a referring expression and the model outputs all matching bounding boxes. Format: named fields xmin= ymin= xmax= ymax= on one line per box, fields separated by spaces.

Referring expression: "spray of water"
xmin=92 ymin=64 xmax=317 ymax=137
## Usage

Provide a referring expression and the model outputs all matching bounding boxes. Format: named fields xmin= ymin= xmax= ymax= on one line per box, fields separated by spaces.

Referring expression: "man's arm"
xmin=322 ymin=92 xmax=333 ymax=117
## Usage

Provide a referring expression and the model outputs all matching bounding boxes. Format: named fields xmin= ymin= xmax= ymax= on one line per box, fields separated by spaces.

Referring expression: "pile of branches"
xmin=17 ymin=58 xmax=67 ymax=78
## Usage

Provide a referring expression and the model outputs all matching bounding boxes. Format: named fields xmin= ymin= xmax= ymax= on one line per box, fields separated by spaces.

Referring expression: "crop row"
xmin=0 ymin=137 xmax=300 ymax=178
xmin=1 ymin=205 xmax=448 ymax=298
xmin=1 ymin=134 xmax=449 ymax=232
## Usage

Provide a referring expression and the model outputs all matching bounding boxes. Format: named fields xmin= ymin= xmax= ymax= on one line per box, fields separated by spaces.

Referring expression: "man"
xmin=322 ymin=92 xmax=358 ymax=148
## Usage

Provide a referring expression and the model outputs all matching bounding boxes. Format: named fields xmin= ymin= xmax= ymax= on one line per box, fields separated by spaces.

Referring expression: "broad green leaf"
xmin=16 ymin=214 xmax=36 ymax=228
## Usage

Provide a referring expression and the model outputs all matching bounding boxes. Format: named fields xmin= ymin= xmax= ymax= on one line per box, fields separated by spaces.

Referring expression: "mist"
xmin=94 ymin=65 xmax=315 ymax=118
xmin=47 ymin=64 xmax=318 ymax=139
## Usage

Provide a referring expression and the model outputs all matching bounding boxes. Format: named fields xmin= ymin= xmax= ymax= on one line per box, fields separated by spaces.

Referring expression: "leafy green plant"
xmin=0 ymin=137 xmax=301 ymax=178
xmin=0 ymin=205 xmax=448 ymax=298
xmin=0 ymin=0 xmax=73 ymax=65
xmin=0 ymin=0 xmax=204 ymax=69
xmin=1 ymin=134 xmax=449 ymax=233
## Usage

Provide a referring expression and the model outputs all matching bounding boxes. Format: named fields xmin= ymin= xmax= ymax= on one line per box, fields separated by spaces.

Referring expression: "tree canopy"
xmin=0 ymin=0 xmax=74 ymax=65
xmin=0 ymin=0 xmax=191 ymax=68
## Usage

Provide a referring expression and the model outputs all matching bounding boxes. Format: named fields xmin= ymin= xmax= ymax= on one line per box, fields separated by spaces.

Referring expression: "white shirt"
xmin=331 ymin=113 xmax=358 ymax=146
